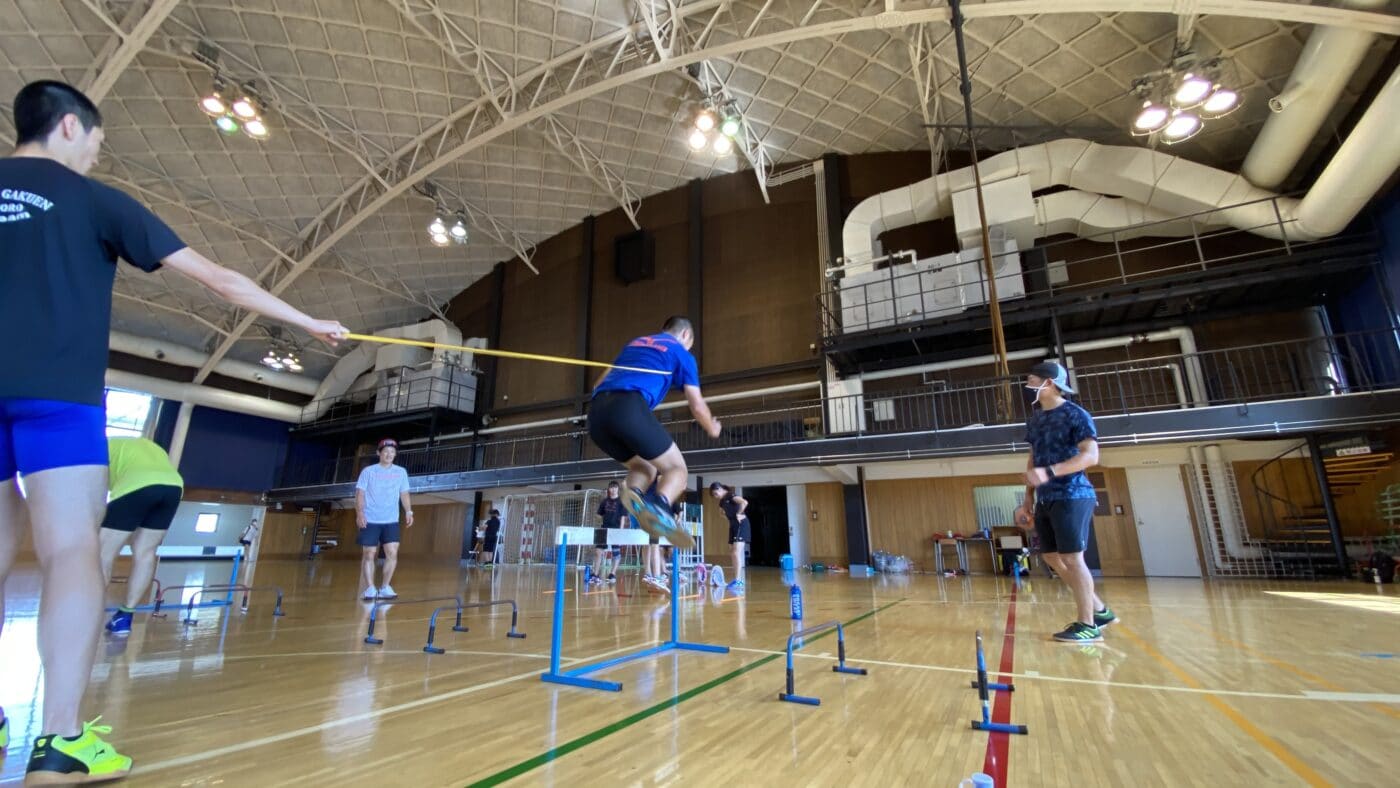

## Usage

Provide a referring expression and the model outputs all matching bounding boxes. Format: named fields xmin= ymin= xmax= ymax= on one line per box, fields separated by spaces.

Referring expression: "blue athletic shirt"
xmin=1025 ymin=400 xmax=1098 ymax=502
xmin=0 ymin=157 xmax=186 ymax=406
xmin=592 ymin=333 xmax=700 ymax=409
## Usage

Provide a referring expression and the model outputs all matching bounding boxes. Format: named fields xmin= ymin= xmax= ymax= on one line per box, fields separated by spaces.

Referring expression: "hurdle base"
xmin=508 ymin=632 xmax=527 ymax=639
xmin=969 ymin=680 xmax=1015 ymax=691
xmin=364 ymin=636 xmax=384 ymax=645
xmin=424 ymin=646 xmax=446 ymax=655
xmin=541 ymin=673 xmax=623 ymax=692
xmin=541 ymin=640 xmax=729 ymax=692
xmin=834 ymin=665 xmax=868 ymax=675
xmin=452 ymin=625 xmax=469 ymax=633
xmin=972 ymin=720 xmax=1029 ymax=735
xmin=779 ymin=693 xmax=821 ymax=706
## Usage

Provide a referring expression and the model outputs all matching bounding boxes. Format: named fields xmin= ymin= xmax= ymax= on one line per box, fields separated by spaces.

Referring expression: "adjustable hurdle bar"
xmin=778 ymin=621 xmax=868 ymax=706
xmin=363 ymin=595 xmax=459 ymax=645
xmin=424 ymin=599 xmax=527 ymax=654
xmin=541 ymin=527 xmax=729 ymax=692
xmin=970 ymin=630 xmax=1028 ymax=734
xmin=117 ymin=546 xmax=244 ymax=614
xmin=183 ymin=585 xmax=285 ymax=625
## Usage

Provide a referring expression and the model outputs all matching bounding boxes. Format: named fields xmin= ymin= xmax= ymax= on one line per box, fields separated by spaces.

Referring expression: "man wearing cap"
xmin=1012 ymin=361 xmax=1116 ymax=643
xmin=355 ymin=438 xmax=413 ymax=600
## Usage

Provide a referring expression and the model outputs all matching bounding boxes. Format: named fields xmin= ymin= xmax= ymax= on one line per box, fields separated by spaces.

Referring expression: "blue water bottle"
xmin=789 ymin=583 xmax=804 ymax=620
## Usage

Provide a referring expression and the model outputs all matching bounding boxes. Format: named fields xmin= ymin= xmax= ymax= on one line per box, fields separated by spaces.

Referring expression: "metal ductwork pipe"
xmin=105 ymin=369 xmax=302 ymax=423
xmin=109 ymin=331 xmax=319 ymax=396
xmin=1242 ymin=0 xmax=1391 ymax=189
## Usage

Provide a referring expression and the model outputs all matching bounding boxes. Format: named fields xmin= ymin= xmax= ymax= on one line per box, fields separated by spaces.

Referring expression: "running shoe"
xmin=377 ymin=584 xmax=398 ymax=600
xmin=623 ymin=487 xmax=694 ymax=549
xmin=25 ymin=717 xmax=131 ymax=784
xmin=104 ymin=611 xmax=132 ymax=635
xmin=1093 ymin=606 xmax=1118 ymax=629
xmin=725 ymin=580 xmax=745 ymax=596
xmin=607 ymin=573 xmax=617 ymax=584
xmin=1051 ymin=622 xmax=1103 ymax=643
xmin=361 ymin=586 xmax=378 ymax=601
xmin=1 ymin=716 xmax=9 ymax=753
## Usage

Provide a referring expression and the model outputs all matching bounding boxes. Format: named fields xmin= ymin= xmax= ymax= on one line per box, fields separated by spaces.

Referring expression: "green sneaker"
xmin=1052 ymin=622 xmax=1103 ymax=643
xmin=25 ymin=717 xmax=131 ymax=784
xmin=1 ymin=715 xmax=9 ymax=752
xmin=1093 ymin=606 xmax=1118 ymax=628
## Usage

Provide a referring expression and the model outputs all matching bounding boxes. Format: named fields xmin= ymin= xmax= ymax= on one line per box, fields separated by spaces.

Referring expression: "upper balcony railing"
xmin=277 ymin=328 xmax=1400 ymax=489
xmin=818 ymin=193 xmax=1376 ymax=339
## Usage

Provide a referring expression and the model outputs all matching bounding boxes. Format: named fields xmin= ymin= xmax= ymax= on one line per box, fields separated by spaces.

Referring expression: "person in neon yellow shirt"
xmin=99 ymin=436 xmax=183 ymax=634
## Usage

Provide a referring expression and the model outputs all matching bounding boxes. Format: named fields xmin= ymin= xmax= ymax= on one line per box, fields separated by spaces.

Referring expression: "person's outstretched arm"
xmin=161 ymin=248 xmax=347 ymax=345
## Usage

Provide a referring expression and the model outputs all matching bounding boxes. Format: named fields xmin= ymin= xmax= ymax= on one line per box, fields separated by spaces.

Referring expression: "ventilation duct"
xmin=1241 ymin=0 xmax=1391 ymax=189
xmin=842 ymin=64 xmax=1400 ymax=270
xmin=109 ymin=330 xmax=320 ymax=397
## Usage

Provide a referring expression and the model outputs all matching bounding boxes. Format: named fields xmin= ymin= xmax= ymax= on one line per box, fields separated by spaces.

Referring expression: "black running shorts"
xmin=588 ymin=390 xmax=675 ymax=463
xmin=101 ymin=484 xmax=182 ymax=533
xmin=1034 ymin=498 xmax=1095 ymax=554
xmin=728 ymin=518 xmax=751 ymax=545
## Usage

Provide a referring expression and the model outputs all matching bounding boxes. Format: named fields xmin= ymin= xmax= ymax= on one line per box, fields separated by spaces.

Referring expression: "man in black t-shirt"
xmin=0 ymin=80 xmax=347 ymax=782
xmin=590 ymin=481 xmax=626 ymax=584
xmin=479 ymin=509 xmax=502 ymax=565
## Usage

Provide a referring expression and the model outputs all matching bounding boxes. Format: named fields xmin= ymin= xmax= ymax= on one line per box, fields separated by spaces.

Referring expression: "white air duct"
xmin=301 ymin=320 xmax=480 ymax=422
xmin=109 ymin=331 xmax=319 ymax=396
xmin=105 ymin=369 xmax=301 ymax=423
xmin=1242 ymin=0 xmax=1391 ymax=189
xmin=841 ymin=66 xmax=1400 ymax=270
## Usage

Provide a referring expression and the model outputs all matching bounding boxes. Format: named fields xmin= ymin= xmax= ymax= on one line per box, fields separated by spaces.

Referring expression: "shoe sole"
xmin=622 ymin=488 xmax=696 ymax=550
xmin=1051 ymin=634 xmax=1104 ymax=643
xmin=25 ymin=766 xmax=132 ymax=785
xmin=1094 ymin=617 xmax=1118 ymax=629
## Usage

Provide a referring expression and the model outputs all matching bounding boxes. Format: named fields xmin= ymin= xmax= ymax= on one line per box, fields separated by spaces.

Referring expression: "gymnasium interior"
xmin=3 ymin=1 xmax=1400 ymax=785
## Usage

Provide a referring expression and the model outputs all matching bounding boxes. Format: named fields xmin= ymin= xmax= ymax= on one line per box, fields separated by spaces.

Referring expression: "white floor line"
xmin=212 ymin=649 xmax=556 ymax=661
xmin=1301 ymin=691 xmax=1400 ymax=703
xmin=725 ymin=646 xmax=1387 ymax=704
xmin=133 ymin=639 xmax=660 ymax=775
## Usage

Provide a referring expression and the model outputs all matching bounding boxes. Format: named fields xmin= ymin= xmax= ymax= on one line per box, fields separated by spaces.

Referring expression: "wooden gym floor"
xmin=0 ymin=558 xmax=1396 ymax=786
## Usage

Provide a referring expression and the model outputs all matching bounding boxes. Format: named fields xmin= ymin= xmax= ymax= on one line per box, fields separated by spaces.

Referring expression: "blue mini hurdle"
xmin=970 ymin=630 xmax=1028 ymax=734
xmin=110 ymin=545 xmax=244 ymax=614
xmin=541 ymin=527 xmax=729 ymax=692
xmin=778 ymin=620 xmax=868 ymax=706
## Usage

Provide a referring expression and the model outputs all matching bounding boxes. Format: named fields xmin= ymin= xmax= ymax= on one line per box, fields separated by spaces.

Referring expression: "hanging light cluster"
xmin=1129 ymin=52 xmax=1240 ymax=145
xmin=427 ymin=202 xmax=468 ymax=247
xmin=199 ymin=75 xmax=270 ymax=140
xmin=260 ymin=338 xmax=302 ymax=372
xmin=685 ymin=99 xmax=741 ymax=156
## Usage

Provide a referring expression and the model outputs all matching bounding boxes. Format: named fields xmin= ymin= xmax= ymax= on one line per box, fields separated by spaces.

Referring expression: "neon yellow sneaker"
xmin=25 ymin=717 xmax=131 ymax=785
xmin=1 ymin=715 xmax=9 ymax=752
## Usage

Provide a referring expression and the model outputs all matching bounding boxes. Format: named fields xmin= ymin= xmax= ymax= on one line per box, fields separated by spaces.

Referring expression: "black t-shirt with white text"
xmin=0 ymin=157 xmax=186 ymax=405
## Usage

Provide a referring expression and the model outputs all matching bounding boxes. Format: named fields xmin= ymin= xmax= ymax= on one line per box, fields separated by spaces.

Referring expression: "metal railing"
xmin=299 ymin=365 xmax=478 ymax=426
xmin=818 ymin=192 xmax=1372 ymax=338
xmin=278 ymin=328 xmax=1400 ymax=488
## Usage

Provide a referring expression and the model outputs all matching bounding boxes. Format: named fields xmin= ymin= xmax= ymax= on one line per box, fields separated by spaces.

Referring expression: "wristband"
xmin=1044 ymin=466 xmax=1057 ymax=479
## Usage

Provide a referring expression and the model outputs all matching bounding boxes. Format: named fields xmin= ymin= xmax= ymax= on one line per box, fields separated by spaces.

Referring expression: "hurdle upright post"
xmin=547 ymin=533 xmax=568 ymax=677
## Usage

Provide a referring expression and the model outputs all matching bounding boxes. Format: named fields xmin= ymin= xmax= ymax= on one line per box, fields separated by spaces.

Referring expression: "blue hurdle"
xmin=541 ymin=527 xmax=729 ymax=692
xmin=970 ymin=630 xmax=1028 ymax=734
xmin=110 ymin=546 xmax=244 ymax=614
xmin=778 ymin=620 xmax=868 ymax=706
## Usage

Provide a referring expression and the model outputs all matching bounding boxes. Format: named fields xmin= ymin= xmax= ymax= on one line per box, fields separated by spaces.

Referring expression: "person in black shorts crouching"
xmin=98 ymin=437 xmax=184 ymax=635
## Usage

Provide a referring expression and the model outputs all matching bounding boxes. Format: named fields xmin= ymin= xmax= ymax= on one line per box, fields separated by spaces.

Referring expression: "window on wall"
xmin=972 ymin=485 xmax=1027 ymax=531
xmin=104 ymin=388 xmax=154 ymax=438
xmin=194 ymin=512 xmax=220 ymax=534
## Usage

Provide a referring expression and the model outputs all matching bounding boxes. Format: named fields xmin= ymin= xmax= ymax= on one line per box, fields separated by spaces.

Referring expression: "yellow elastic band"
xmin=344 ymin=333 xmax=666 ymax=376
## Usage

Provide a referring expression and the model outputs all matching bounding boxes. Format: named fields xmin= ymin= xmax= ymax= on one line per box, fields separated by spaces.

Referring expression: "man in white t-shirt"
xmin=355 ymin=438 xmax=413 ymax=600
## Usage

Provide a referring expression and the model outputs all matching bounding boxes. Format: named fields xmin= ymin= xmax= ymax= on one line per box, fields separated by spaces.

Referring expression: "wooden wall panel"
xmin=590 ymin=187 xmax=689 ymax=369
xmin=310 ymin=503 xmax=465 ymax=561
xmin=866 ymin=471 xmax=1145 ymax=576
xmin=495 ymin=225 xmax=585 ymax=409
xmin=804 ymin=482 xmax=847 ymax=566
xmin=260 ymin=511 xmax=314 ymax=558
xmin=701 ymin=177 xmax=818 ymax=376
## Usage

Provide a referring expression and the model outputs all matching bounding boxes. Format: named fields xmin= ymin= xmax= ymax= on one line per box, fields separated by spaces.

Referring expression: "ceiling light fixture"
xmin=712 ymin=134 xmax=733 ymax=155
xmin=720 ymin=114 xmax=741 ymax=138
xmin=198 ymin=71 xmax=271 ymax=141
xmin=687 ymin=129 xmax=708 ymax=150
xmin=261 ymin=335 xmax=303 ymax=373
xmin=1128 ymin=50 xmax=1240 ymax=145
xmin=684 ymin=96 xmax=744 ymax=156
xmin=449 ymin=213 xmax=469 ymax=241
xmin=694 ymin=109 xmax=717 ymax=133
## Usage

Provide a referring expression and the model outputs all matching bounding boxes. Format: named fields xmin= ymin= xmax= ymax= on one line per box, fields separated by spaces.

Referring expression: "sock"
xmin=118 ymin=606 xmax=134 ymax=613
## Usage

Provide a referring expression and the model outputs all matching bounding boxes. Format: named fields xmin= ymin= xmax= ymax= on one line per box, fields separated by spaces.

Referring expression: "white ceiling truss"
xmin=2 ymin=0 xmax=1397 ymax=383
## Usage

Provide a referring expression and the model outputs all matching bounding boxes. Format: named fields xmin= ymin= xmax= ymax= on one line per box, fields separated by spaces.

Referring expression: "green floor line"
xmin=467 ymin=598 xmax=904 ymax=788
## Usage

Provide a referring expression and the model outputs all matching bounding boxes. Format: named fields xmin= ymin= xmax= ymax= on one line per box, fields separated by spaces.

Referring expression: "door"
xmin=740 ymin=486 xmax=790 ymax=567
xmin=1126 ymin=466 xmax=1202 ymax=577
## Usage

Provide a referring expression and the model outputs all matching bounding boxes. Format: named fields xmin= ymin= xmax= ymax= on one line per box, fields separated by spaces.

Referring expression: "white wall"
xmin=785 ymin=484 xmax=809 ymax=568
xmin=164 ymin=501 xmax=261 ymax=548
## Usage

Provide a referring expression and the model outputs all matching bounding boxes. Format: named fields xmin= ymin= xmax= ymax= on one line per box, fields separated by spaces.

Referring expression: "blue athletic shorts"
xmin=0 ymin=398 xmax=109 ymax=479
xmin=357 ymin=522 xmax=402 ymax=547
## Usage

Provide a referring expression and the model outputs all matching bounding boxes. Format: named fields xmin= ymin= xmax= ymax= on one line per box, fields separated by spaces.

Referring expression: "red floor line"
xmin=982 ymin=587 xmax=1018 ymax=787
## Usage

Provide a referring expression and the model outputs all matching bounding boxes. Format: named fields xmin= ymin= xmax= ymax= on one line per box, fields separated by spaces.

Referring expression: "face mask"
xmin=1022 ymin=381 xmax=1047 ymax=408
